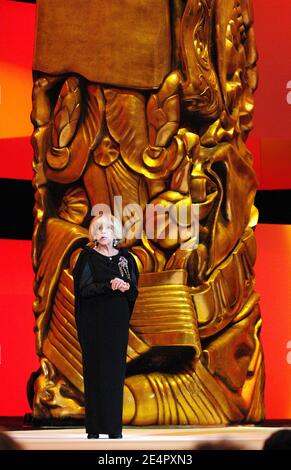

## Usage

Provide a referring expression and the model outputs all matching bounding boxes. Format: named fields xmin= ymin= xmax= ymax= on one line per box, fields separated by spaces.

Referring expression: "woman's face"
xmin=94 ymin=217 xmax=115 ymax=247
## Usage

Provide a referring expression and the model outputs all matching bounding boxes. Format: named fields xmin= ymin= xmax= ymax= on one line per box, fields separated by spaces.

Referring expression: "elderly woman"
xmin=72 ymin=213 xmax=139 ymax=439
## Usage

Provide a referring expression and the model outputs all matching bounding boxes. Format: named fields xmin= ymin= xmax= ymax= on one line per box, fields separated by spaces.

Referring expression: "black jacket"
xmin=72 ymin=245 xmax=139 ymax=321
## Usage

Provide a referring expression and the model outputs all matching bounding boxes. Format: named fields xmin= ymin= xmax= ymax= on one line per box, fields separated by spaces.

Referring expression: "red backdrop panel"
xmin=255 ymin=224 xmax=291 ymax=419
xmin=0 ymin=239 xmax=38 ymax=416
xmin=0 ymin=137 xmax=33 ymax=180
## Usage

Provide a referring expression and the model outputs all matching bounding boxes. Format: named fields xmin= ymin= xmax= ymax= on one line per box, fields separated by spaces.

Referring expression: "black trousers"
xmin=76 ymin=293 xmax=130 ymax=434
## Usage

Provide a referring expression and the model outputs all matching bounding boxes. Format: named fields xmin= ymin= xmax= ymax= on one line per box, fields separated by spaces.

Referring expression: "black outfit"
xmin=72 ymin=245 xmax=139 ymax=435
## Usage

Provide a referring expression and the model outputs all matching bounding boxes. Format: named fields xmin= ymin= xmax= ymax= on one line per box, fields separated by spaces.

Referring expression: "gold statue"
xmin=29 ymin=0 xmax=265 ymax=424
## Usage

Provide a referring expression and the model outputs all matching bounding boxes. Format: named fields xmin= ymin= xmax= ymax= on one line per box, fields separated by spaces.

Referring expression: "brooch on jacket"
xmin=118 ymin=256 xmax=131 ymax=280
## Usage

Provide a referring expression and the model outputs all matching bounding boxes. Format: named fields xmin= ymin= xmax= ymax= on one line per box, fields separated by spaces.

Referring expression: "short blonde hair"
xmin=88 ymin=213 xmax=123 ymax=245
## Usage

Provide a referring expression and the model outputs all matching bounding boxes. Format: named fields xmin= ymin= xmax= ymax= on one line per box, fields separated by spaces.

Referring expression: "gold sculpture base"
xmin=31 ymin=227 xmax=264 ymax=425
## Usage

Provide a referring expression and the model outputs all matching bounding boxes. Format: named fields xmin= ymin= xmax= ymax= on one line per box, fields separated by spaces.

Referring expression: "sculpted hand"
xmin=110 ymin=277 xmax=130 ymax=292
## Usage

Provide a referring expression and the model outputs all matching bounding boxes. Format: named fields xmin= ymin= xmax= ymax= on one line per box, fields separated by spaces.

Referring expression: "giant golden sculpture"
xmin=28 ymin=0 xmax=265 ymax=424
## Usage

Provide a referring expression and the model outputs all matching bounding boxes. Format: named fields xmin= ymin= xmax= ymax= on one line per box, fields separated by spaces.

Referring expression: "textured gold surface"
xmin=30 ymin=0 xmax=264 ymax=424
xmin=33 ymin=0 xmax=171 ymax=89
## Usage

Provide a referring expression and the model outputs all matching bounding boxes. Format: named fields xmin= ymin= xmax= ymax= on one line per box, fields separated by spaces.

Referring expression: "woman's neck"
xmin=94 ymin=244 xmax=119 ymax=256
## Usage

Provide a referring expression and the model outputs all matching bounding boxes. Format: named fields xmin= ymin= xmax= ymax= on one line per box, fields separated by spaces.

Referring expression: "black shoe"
xmin=87 ymin=433 xmax=99 ymax=439
xmin=108 ymin=433 xmax=123 ymax=439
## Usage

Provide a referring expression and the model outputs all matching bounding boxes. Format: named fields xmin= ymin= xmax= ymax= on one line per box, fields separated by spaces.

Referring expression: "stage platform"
xmin=1 ymin=418 xmax=291 ymax=450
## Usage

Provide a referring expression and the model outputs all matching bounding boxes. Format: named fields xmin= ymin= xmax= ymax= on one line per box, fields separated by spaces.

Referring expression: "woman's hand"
xmin=110 ymin=277 xmax=130 ymax=292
